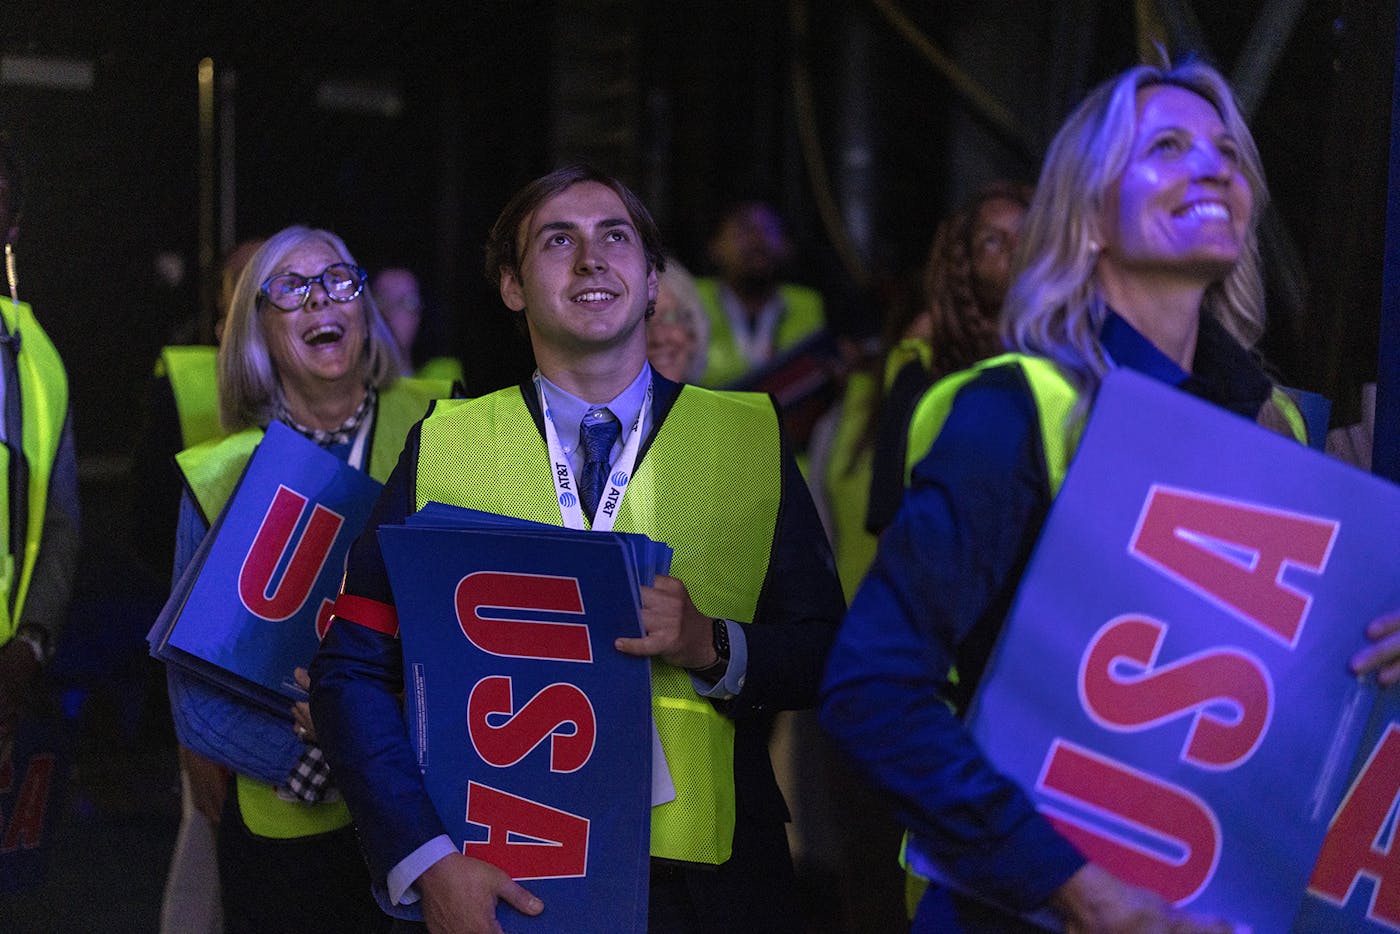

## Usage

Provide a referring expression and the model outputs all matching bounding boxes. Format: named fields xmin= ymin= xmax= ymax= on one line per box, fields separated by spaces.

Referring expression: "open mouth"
xmin=1175 ymin=201 xmax=1231 ymax=223
xmin=302 ymin=322 xmax=345 ymax=346
xmin=572 ymin=289 xmax=618 ymax=305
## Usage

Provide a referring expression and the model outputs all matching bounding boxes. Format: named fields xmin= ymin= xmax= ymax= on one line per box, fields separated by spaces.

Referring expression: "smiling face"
xmin=1096 ymin=84 xmax=1254 ymax=289
xmin=499 ymin=180 xmax=658 ymax=372
xmin=259 ymin=239 xmax=369 ymax=408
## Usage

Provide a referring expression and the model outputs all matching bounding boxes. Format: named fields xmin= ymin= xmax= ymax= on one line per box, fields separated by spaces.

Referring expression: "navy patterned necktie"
xmin=578 ymin=408 xmax=620 ymax=523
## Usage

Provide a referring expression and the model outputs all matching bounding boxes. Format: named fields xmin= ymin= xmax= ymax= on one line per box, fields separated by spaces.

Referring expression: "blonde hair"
xmin=1003 ymin=60 xmax=1268 ymax=409
xmin=219 ymin=225 xmax=404 ymax=431
xmin=650 ymin=255 xmax=710 ymax=383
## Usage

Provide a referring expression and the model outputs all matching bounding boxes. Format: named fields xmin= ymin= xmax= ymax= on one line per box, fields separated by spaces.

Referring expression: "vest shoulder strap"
xmin=177 ymin=428 xmax=264 ymax=523
xmin=905 ymin=353 xmax=1079 ymax=494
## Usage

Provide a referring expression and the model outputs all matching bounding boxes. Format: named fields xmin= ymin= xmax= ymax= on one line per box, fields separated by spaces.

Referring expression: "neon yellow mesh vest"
xmin=897 ymin=354 xmax=1306 ymax=914
xmin=156 ymin=345 xmax=223 ymax=448
xmin=415 ymin=383 xmax=782 ymax=864
xmin=0 ymin=298 xmax=68 ymax=647
xmin=696 ymin=279 xmax=825 ymax=387
xmin=823 ymin=370 xmax=879 ymax=603
xmin=177 ymin=377 xmax=454 ymax=838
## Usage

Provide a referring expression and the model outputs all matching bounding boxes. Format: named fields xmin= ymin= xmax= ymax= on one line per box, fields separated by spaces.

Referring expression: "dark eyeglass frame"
xmin=258 ymin=262 xmax=367 ymax=312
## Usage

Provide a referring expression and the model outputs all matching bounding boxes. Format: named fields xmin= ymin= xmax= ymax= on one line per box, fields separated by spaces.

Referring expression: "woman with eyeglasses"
xmin=162 ymin=226 xmax=457 ymax=933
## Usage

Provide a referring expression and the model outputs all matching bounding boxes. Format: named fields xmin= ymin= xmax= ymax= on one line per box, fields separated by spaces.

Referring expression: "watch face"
xmin=713 ymin=618 xmax=730 ymax=659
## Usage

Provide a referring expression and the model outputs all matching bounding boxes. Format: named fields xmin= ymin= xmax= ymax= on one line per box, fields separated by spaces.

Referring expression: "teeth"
xmin=1182 ymin=202 xmax=1230 ymax=221
xmin=573 ymin=291 xmax=616 ymax=303
xmin=303 ymin=324 xmax=345 ymax=345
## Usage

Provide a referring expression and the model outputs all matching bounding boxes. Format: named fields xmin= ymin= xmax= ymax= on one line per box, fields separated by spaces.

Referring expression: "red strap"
xmin=331 ymin=593 xmax=400 ymax=637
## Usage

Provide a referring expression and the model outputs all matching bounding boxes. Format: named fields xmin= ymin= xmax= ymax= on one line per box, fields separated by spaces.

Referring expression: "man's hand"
xmin=1051 ymin=864 xmax=1244 ymax=934
xmin=0 ymin=637 xmax=39 ymax=739
xmin=615 ymin=575 xmax=715 ymax=670
xmin=1352 ymin=610 xmax=1400 ymax=687
xmin=178 ymin=744 xmax=229 ymax=825
xmin=419 ymin=852 xmax=543 ymax=934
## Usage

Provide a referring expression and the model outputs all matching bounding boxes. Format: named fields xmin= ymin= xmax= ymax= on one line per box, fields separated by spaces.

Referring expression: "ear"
xmin=499 ymin=267 xmax=527 ymax=312
xmin=647 ymin=265 xmax=659 ymax=305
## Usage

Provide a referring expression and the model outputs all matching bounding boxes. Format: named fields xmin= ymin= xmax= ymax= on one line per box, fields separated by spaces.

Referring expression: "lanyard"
xmin=535 ymin=372 xmax=650 ymax=532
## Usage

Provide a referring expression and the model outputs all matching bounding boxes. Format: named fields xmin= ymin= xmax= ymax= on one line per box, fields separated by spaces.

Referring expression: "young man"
xmin=311 ymin=165 xmax=843 ymax=933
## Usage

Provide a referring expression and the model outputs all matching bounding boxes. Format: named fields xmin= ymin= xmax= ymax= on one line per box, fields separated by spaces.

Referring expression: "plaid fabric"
xmin=278 ymin=743 xmax=341 ymax=804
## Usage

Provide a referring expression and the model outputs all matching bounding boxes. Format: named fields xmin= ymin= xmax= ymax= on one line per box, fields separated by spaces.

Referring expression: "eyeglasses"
xmin=259 ymin=263 xmax=367 ymax=312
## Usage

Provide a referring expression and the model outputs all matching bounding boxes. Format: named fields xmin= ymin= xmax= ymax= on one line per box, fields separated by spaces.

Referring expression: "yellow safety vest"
xmin=823 ymin=370 xmax=879 ymax=603
xmin=415 ymin=383 xmax=782 ymax=864
xmin=695 ymin=279 xmax=825 ymax=387
xmin=178 ymin=376 xmax=454 ymax=838
xmin=0 ymin=298 xmax=68 ymax=646
xmin=155 ymin=345 xmax=223 ymax=448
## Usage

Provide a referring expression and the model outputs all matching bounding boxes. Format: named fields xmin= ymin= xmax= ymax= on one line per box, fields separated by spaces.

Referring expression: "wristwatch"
xmin=687 ymin=618 xmax=731 ymax=683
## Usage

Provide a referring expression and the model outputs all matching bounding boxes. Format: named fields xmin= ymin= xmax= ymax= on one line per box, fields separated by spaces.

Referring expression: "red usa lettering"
xmin=464 ymin=781 xmax=589 ymax=880
xmin=238 ymin=484 xmax=345 ymax=621
xmin=1128 ymin=485 xmax=1337 ymax=647
xmin=467 ymin=675 xmax=597 ymax=773
xmin=1079 ymin=615 xmax=1272 ymax=770
xmin=1038 ymin=739 xmax=1220 ymax=905
xmin=1307 ymin=723 xmax=1400 ymax=929
xmin=455 ymin=571 xmax=591 ymax=662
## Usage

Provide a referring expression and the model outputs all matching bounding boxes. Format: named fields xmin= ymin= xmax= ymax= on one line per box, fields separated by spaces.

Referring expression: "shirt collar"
xmin=536 ymin=361 xmax=652 ymax=456
xmin=1100 ymin=308 xmax=1272 ymax=419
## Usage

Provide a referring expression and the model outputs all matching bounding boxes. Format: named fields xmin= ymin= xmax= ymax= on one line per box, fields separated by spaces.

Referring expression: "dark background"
xmin=2 ymin=0 xmax=1393 ymax=462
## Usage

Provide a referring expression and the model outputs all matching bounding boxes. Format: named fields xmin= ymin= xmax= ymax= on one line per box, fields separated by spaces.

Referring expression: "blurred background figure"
xmin=696 ymin=201 xmax=827 ymax=387
xmin=779 ymin=182 xmax=1030 ymax=934
xmin=0 ymin=131 xmax=80 ymax=735
xmin=135 ymin=238 xmax=264 ymax=583
xmin=645 ymin=255 xmax=710 ymax=383
xmin=370 ymin=266 xmax=464 ymax=385
xmin=0 ymin=128 xmax=80 ymax=906
xmin=863 ymin=182 xmax=1033 ymax=539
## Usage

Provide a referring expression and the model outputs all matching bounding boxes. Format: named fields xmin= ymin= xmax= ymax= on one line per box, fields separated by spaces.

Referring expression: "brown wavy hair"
xmin=920 ymin=180 xmax=1034 ymax=379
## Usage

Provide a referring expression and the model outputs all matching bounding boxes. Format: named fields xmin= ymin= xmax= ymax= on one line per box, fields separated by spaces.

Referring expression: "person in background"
xmin=371 ymin=266 xmax=464 ymax=385
xmin=0 ymin=132 xmax=80 ymax=742
xmin=164 ymin=226 xmax=455 ymax=934
xmin=819 ymin=59 xmax=1399 ymax=932
xmin=695 ymin=201 xmax=826 ymax=387
xmin=645 ymin=254 xmax=709 ymax=384
xmin=863 ymin=181 xmax=1033 ymax=539
xmin=311 ymin=165 xmax=842 ymax=934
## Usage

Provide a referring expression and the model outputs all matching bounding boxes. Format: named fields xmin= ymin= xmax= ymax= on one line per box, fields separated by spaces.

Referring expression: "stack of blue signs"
xmin=147 ymin=422 xmax=384 ymax=715
xmin=379 ymin=502 xmax=668 ymax=934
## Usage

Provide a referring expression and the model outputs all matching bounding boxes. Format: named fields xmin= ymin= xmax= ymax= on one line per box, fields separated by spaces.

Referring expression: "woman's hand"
xmin=291 ymin=667 xmax=317 ymax=743
xmin=1052 ymin=863 xmax=1244 ymax=934
xmin=1351 ymin=611 xmax=1400 ymax=687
